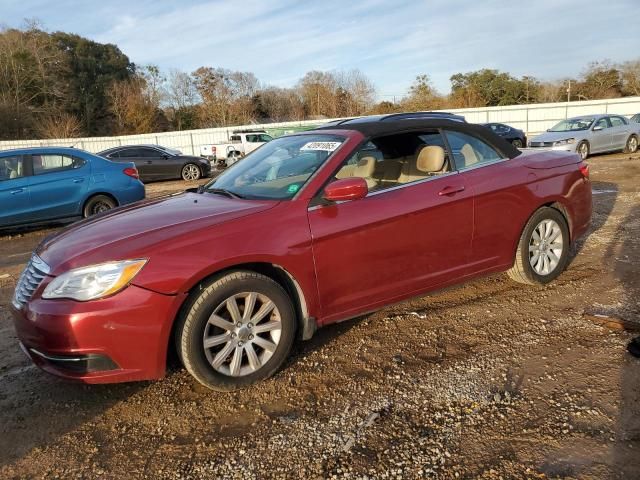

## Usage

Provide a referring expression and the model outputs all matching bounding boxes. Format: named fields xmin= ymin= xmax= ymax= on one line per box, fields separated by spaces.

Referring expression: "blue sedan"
xmin=0 ymin=147 xmax=145 ymax=229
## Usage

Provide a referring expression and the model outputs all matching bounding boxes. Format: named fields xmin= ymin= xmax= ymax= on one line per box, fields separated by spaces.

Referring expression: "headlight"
xmin=553 ymin=138 xmax=575 ymax=146
xmin=42 ymin=259 xmax=147 ymax=301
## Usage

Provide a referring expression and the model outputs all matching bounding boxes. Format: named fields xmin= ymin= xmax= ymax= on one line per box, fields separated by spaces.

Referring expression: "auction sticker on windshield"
xmin=300 ymin=141 xmax=342 ymax=151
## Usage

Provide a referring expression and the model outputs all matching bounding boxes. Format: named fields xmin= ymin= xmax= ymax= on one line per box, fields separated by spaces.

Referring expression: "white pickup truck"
xmin=200 ymin=130 xmax=273 ymax=167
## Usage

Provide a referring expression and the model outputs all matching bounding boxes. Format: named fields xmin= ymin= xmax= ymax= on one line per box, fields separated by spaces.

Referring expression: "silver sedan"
xmin=528 ymin=114 xmax=640 ymax=160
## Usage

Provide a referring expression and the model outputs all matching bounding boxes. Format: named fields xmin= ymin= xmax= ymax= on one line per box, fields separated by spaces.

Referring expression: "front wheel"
xmin=181 ymin=163 xmax=201 ymax=181
xmin=511 ymin=138 xmax=524 ymax=148
xmin=624 ymin=135 xmax=638 ymax=154
xmin=177 ymin=271 xmax=296 ymax=391
xmin=507 ymin=207 xmax=570 ymax=285
xmin=83 ymin=195 xmax=116 ymax=218
xmin=577 ymin=140 xmax=590 ymax=161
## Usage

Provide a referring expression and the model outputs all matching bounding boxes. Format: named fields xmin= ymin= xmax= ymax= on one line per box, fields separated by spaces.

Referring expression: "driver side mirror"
xmin=593 ymin=125 xmax=604 ymax=131
xmin=322 ymin=177 xmax=368 ymax=202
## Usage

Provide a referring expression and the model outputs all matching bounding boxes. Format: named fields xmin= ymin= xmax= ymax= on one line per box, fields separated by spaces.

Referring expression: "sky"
xmin=1 ymin=0 xmax=638 ymax=99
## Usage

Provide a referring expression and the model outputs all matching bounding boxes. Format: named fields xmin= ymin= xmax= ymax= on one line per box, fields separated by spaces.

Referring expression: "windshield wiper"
xmin=204 ymin=187 xmax=244 ymax=199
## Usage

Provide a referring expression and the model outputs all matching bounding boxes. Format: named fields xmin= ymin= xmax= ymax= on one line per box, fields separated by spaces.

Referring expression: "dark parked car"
xmin=98 ymin=145 xmax=211 ymax=182
xmin=11 ymin=113 xmax=592 ymax=391
xmin=1 ymin=147 xmax=144 ymax=229
xmin=482 ymin=122 xmax=527 ymax=148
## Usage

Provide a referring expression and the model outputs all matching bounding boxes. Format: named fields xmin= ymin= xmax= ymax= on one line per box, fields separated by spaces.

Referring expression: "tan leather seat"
xmin=460 ymin=144 xmax=479 ymax=168
xmin=397 ymin=145 xmax=446 ymax=183
xmin=353 ymin=156 xmax=378 ymax=189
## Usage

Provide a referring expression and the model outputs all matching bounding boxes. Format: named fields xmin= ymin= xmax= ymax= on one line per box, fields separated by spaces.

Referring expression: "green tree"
xmin=52 ymin=32 xmax=134 ymax=135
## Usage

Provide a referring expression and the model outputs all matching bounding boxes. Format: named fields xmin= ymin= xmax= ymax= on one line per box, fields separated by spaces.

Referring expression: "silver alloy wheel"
xmin=512 ymin=139 xmax=523 ymax=148
xmin=578 ymin=142 xmax=589 ymax=160
xmin=529 ymin=219 xmax=564 ymax=275
xmin=628 ymin=136 xmax=638 ymax=153
xmin=203 ymin=292 xmax=282 ymax=377
xmin=182 ymin=164 xmax=200 ymax=181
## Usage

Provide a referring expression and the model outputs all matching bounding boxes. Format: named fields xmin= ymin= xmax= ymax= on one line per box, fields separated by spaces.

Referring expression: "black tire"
xmin=511 ymin=138 xmax=524 ymax=148
xmin=623 ymin=135 xmax=638 ymax=154
xmin=83 ymin=194 xmax=116 ymax=218
xmin=181 ymin=163 xmax=201 ymax=181
xmin=507 ymin=207 xmax=570 ymax=285
xmin=176 ymin=271 xmax=296 ymax=391
xmin=577 ymin=140 xmax=590 ymax=161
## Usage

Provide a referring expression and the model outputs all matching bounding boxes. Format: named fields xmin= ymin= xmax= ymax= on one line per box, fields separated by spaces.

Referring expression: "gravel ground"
xmin=0 ymin=153 xmax=639 ymax=479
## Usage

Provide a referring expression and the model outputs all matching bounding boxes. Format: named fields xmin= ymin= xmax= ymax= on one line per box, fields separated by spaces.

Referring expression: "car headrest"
xmin=416 ymin=145 xmax=445 ymax=173
xmin=354 ymin=155 xmax=376 ymax=177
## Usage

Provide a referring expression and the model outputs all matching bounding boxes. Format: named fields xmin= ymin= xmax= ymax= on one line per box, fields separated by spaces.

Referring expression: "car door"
xmin=0 ymin=154 xmax=32 ymax=227
xmin=609 ymin=116 xmax=630 ymax=150
xmin=244 ymin=134 xmax=264 ymax=155
xmin=137 ymin=147 xmax=175 ymax=180
xmin=307 ymin=130 xmax=473 ymax=322
xmin=28 ymin=153 xmax=89 ymax=221
xmin=114 ymin=148 xmax=151 ymax=181
xmin=590 ymin=117 xmax=612 ymax=153
xmin=442 ymin=130 xmax=539 ymax=271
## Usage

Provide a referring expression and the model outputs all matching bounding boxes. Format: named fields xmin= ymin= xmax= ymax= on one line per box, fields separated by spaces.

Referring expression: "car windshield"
xmin=631 ymin=114 xmax=640 ymax=123
xmin=203 ymin=134 xmax=345 ymax=200
xmin=549 ymin=118 xmax=594 ymax=132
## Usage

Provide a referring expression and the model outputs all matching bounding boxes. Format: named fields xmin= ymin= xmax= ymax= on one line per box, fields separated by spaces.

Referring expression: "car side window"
xmin=107 ymin=150 xmax=120 ymax=158
xmin=610 ymin=116 xmax=627 ymax=127
xmin=258 ymin=134 xmax=273 ymax=142
xmin=443 ymin=131 xmax=502 ymax=170
xmin=594 ymin=118 xmax=610 ymax=129
xmin=334 ymin=131 xmax=451 ymax=193
xmin=246 ymin=135 xmax=259 ymax=143
xmin=118 ymin=148 xmax=139 ymax=157
xmin=0 ymin=156 xmax=25 ymax=181
xmin=139 ymin=148 xmax=159 ymax=158
xmin=32 ymin=154 xmax=82 ymax=175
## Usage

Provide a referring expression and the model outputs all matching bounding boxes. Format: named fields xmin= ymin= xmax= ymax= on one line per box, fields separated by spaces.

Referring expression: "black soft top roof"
xmin=316 ymin=117 xmax=521 ymax=159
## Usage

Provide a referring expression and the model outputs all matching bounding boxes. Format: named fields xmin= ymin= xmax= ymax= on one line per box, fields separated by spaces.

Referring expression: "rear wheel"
xmin=577 ymin=140 xmax=590 ymax=161
xmin=511 ymin=138 xmax=524 ymax=148
xmin=83 ymin=195 xmax=116 ymax=218
xmin=507 ymin=207 xmax=570 ymax=285
xmin=181 ymin=163 xmax=201 ymax=181
xmin=624 ymin=135 xmax=638 ymax=154
xmin=177 ymin=271 xmax=296 ymax=391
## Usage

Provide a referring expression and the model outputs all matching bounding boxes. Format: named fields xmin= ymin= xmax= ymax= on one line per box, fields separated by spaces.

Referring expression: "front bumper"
xmin=11 ymin=284 xmax=185 ymax=384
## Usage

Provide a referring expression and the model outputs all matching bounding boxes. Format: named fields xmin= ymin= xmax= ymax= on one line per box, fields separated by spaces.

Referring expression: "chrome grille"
xmin=12 ymin=254 xmax=50 ymax=310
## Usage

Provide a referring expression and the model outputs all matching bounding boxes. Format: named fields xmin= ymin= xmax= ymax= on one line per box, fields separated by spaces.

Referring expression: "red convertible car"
xmin=11 ymin=113 xmax=592 ymax=391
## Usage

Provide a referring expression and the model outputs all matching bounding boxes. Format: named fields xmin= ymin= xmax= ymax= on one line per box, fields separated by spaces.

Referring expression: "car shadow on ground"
xmin=572 ymin=180 xmax=618 ymax=257
xmin=608 ymin=203 xmax=640 ymax=476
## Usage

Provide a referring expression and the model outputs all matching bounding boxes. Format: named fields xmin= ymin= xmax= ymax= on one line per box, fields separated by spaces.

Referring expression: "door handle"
xmin=438 ymin=185 xmax=465 ymax=196
xmin=146 ymin=161 xmax=153 ymax=164
xmin=72 ymin=178 xmax=84 ymax=183
xmin=10 ymin=188 xmax=24 ymax=195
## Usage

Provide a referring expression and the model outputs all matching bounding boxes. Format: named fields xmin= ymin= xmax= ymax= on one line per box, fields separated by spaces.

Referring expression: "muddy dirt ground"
xmin=0 ymin=154 xmax=639 ymax=479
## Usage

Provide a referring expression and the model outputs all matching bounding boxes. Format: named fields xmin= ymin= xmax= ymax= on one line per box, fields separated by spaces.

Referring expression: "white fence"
xmin=449 ymin=96 xmax=640 ymax=137
xmin=1 ymin=97 xmax=639 ymax=155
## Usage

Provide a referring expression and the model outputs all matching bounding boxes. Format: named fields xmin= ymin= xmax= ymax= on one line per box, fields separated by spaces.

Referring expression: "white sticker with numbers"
xmin=300 ymin=141 xmax=342 ymax=152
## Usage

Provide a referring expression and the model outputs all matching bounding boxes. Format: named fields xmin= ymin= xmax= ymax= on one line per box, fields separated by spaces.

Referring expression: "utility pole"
xmin=566 ymin=80 xmax=571 ymax=102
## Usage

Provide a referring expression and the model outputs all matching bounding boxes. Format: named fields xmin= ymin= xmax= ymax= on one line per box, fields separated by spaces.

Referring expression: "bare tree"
xmin=107 ymin=74 xmax=158 ymax=134
xmin=37 ymin=111 xmax=83 ymax=138
xmin=621 ymin=60 xmax=640 ymax=96
xmin=165 ymin=69 xmax=198 ymax=130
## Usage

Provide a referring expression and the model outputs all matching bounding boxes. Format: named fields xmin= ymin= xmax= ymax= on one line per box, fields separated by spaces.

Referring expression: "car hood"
xmin=531 ymin=130 xmax=588 ymax=142
xmin=37 ymin=193 xmax=277 ymax=275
